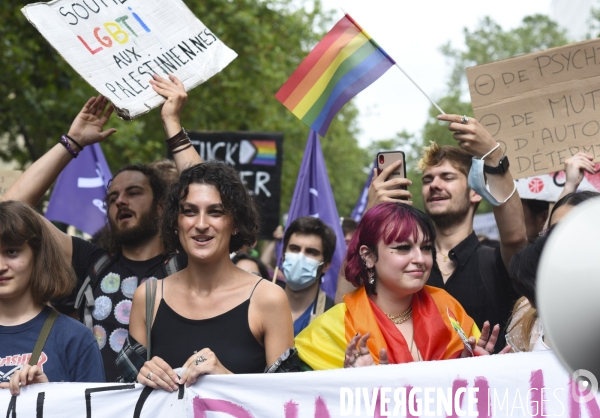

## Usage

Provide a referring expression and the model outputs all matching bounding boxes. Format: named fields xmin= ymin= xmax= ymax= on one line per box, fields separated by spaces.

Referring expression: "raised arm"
xmin=3 ymin=96 xmax=116 ymax=207
xmin=439 ymin=114 xmax=527 ymax=269
xmin=149 ymin=74 xmax=202 ymax=172
xmin=2 ymin=96 xmax=117 ymax=259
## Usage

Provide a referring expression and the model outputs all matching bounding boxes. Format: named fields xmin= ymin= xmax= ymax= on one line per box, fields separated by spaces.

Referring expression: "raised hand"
xmin=365 ymin=159 xmax=412 ymax=212
xmin=67 ymin=95 xmax=116 ymax=147
xmin=149 ymin=74 xmax=188 ymax=137
xmin=438 ymin=114 xmax=502 ymax=164
xmin=563 ymin=152 xmax=596 ymax=193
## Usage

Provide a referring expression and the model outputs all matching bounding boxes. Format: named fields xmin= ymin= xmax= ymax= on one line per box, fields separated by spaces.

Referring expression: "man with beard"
xmin=336 ymin=115 xmax=526 ymax=352
xmin=3 ymin=75 xmax=201 ymax=380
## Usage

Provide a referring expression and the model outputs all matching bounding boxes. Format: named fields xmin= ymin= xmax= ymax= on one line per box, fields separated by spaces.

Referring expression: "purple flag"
xmin=277 ymin=130 xmax=346 ymax=299
xmin=45 ymin=143 xmax=111 ymax=236
xmin=350 ymin=161 xmax=375 ymax=222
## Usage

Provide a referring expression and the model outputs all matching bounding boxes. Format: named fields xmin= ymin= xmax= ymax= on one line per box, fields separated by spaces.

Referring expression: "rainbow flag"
xmin=251 ymin=140 xmax=277 ymax=166
xmin=275 ymin=14 xmax=395 ymax=137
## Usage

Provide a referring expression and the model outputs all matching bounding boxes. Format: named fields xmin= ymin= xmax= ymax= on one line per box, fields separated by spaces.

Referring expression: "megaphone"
xmin=537 ymin=198 xmax=600 ymax=398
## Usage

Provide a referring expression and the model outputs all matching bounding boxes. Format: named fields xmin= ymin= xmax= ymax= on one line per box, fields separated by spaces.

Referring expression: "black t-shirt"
xmin=428 ymin=232 xmax=518 ymax=353
xmin=55 ymin=237 xmax=187 ymax=382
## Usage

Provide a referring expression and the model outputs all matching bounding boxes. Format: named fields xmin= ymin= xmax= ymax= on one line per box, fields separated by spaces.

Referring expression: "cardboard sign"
xmin=2 ymin=352 xmax=600 ymax=417
xmin=467 ymin=38 xmax=600 ymax=179
xmin=187 ymin=131 xmax=283 ymax=239
xmin=0 ymin=171 xmax=22 ymax=199
xmin=22 ymin=0 xmax=237 ymax=119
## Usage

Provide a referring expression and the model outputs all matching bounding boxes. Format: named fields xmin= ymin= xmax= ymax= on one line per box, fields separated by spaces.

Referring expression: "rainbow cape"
xmin=295 ymin=286 xmax=480 ymax=370
xmin=275 ymin=14 xmax=395 ymax=137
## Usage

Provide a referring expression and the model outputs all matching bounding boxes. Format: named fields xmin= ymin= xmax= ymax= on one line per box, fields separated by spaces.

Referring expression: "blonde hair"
xmin=417 ymin=142 xmax=472 ymax=176
xmin=506 ymin=296 xmax=538 ymax=352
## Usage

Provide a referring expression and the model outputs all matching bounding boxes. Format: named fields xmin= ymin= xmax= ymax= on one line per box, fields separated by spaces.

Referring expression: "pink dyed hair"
xmin=344 ymin=202 xmax=436 ymax=292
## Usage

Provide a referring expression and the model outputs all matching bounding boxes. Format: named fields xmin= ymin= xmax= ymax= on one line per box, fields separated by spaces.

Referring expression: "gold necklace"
xmin=385 ymin=306 xmax=412 ymax=324
xmin=438 ymin=251 xmax=450 ymax=262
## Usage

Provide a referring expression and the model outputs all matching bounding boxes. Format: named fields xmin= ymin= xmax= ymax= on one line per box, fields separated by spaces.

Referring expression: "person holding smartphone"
xmin=335 ymin=114 xmax=527 ymax=353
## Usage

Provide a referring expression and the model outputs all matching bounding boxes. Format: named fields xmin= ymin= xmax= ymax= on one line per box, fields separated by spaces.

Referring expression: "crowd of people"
xmin=1 ymin=74 xmax=598 ymax=396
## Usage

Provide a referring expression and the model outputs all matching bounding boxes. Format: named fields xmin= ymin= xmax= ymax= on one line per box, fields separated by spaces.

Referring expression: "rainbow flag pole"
xmin=276 ymin=13 xmax=444 ymax=136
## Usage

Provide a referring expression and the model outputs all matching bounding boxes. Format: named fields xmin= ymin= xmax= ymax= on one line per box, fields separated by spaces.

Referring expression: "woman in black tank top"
xmin=129 ymin=162 xmax=294 ymax=391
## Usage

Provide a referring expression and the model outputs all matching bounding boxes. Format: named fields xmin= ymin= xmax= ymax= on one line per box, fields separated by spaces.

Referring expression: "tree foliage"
xmin=0 ymin=0 xmax=370 ymax=219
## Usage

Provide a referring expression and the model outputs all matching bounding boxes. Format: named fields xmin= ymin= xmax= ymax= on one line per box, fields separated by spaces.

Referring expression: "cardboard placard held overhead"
xmin=22 ymin=0 xmax=237 ymax=120
xmin=0 ymin=171 xmax=22 ymax=199
xmin=467 ymin=38 xmax=600 ymax=179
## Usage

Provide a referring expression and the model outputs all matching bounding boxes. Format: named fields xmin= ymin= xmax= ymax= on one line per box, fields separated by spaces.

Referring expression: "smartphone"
xmin=377 ymin=151 xmax=406 ymax=184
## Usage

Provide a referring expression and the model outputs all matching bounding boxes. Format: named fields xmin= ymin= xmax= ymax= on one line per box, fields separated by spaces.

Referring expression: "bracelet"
xmin=59 ymin=135 xmax=79 ymax=158
xmin=171 ymin=143 xmax=193 ymax=155
xmin=64 ymin=134 xmax=83 ymax=150
xmin=166 ymin=128 xmax=190 ymax=149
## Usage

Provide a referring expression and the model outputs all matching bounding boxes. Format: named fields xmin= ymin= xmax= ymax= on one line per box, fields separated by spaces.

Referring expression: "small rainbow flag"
xmin=251 ymin=140 xmax=277 ymax=166
xmin=275 ymin=14 xmax=395 ymax=137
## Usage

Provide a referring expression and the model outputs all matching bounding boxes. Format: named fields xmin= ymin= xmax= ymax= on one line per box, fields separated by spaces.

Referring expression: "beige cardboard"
xmin=0 ymin=171 xmax=22 ymax=199
xmin=22 ymin=0 xmax=237 ymax=120
xmin=467 ymin=38 xmax=600 ymax=178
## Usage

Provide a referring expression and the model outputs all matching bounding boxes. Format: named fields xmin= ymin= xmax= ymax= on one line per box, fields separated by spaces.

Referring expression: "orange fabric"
xmin=343 ymin=286 xmax=476 ymax=364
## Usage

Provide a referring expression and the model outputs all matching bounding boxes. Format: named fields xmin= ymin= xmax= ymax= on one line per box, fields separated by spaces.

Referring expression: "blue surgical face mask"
xmin=282 ymin=252 xmax=323 ymax=291
xmin=468 ymin=158 xmax=516 ymax=207
xmin=468 ymin=158 xmax=502 ymax=207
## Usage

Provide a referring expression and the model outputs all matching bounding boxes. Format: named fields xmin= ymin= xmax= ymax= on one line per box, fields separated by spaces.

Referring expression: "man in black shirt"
xmin=3 ymin=75 xmax=201 ymax=380
xmin=336 ymin=115 xmax=527 ymax=352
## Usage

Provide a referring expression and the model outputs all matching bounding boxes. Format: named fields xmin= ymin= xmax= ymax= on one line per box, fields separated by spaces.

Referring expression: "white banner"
xmin=22 ymin=0 xmax=237 ymax=119
xmin=1 ymin=352 xmax=599 ymax=417
xmin=515 ymin=170 xmax=600 ymax=201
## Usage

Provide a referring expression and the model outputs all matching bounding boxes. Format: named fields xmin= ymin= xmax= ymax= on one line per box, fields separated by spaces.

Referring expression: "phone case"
xmin=377 ymin=151 xmax=406 ymax=181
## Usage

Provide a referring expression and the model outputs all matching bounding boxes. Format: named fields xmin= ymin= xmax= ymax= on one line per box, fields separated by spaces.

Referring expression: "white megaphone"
xmin=537 ymin=198 xmax=600 ymax=399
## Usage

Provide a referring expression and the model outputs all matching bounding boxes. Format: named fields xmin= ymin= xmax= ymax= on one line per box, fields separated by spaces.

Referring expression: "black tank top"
xmin=151 ymin=279 xmax=266 ymax=374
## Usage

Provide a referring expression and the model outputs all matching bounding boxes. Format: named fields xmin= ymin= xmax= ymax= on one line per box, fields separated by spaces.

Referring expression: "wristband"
xmin=64 ymin=134 xmax=83 ymax=150
xmin=60 ymin=135 xmax=79 ymax=158
xmin=166 ymin=128 xmax=192 ymax=152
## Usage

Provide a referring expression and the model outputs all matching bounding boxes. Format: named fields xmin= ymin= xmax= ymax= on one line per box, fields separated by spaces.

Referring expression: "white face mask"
xmin=282 ymin=252 xmax=323 ymax=291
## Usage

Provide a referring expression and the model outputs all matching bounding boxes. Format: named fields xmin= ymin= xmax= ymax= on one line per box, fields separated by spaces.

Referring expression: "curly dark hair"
xmin=161 ymin=161 xmax=260 ymax=253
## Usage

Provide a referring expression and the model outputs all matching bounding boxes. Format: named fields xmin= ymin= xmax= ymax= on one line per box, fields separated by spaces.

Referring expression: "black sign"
xmin=187 ymin=131 xmax=283 ymax=240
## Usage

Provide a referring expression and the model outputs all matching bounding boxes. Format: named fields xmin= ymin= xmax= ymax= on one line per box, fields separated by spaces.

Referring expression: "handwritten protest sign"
xmin=22 ymin=0 xmax=237 ymax=119
xmin=0 ymin=171 xmax=22 ymax=199
xmin=1 ymin=352 xmax=599 ymax=417
xmin=467 ymin=38 xmax=600 ymax=179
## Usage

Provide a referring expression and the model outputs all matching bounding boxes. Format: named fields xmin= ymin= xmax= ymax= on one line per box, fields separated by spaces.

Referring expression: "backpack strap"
xmin=74 ymin=253 xmax=114 ymax=330
xmin=309 ymin=288 xmax=328 ymax=323
xmin=163 ymin=253 xmax=180 ymax=276
xmin=145 ymin=280 xmax=158 ymax=361
xmin=29 ymin=309 xmax=59 ymax=367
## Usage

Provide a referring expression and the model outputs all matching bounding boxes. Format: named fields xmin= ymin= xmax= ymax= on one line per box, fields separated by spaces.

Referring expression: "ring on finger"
xmin=461 ymin=115 xmax=469 ymax=124
xmin=146 ymin=372 xmax=153 ymax=381
xmin=354 ymin=352 xmax=361 ymax=360
xmin=195 ymin=355 xmax=207 ymax=366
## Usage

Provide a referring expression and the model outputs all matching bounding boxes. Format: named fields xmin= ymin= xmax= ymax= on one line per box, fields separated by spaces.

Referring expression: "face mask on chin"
xmin=282 ymin=252 xmax=323 ymax=291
